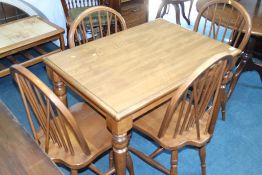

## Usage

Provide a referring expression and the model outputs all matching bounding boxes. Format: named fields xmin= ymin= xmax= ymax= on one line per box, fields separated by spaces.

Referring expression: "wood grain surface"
xmin=0 ymin=16 xmax=64 ymax=57
xmin=0 ymin=101 xmax=62 ymax=175
xmin=45 ymin=19 xmax=240 ymax=121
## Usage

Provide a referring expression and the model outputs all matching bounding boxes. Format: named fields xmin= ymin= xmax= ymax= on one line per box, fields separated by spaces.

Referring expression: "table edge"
xmin=44 ymin=49 xmax=241 ymax=121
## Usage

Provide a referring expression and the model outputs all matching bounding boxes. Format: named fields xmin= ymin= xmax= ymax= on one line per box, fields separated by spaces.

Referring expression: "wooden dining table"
xmin=44 ymin=19 xmax=240 ymax=175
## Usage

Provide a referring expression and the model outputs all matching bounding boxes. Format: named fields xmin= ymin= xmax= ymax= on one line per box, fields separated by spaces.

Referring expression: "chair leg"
xmin=70 ymin=169 xmax=78 ymax=175
xmin=109 ymin=150 xmax=114 ymax=169
xmin=165 ymin=4 xmax=170 ymax=15
xmin=199 ymin=146 xmax=206 ymax=175
xmin=221 ymin=85 xmax=226 ymax=121
xmin=179 ymin=2 xmax=190 ymax=25
xmin=127 ymin=152 xmax=134 ymax=175
xmin=66 ymin=23 xmax=70 ymax=47
xmin=223 ymin=54 xmax=249 ymax=121
xmin=188 ymin=0 xmax=194 ymax=20
xmin=156 ymin=1 xmax=167 ymax=18
xmin=170 ymin=150 xmax=178 ymax=175
xmin=227 ymin=54 xmax=247 ymax=100
xmin=173 ymin=3 xmax=181 ymax=25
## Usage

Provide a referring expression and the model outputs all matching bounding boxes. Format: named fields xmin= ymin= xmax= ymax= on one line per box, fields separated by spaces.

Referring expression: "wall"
xmin=22 ymin=0 xmax=66 ymax=32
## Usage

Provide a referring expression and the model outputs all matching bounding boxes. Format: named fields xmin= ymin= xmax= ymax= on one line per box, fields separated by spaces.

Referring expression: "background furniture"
xmin=0 ymin=100 xmax=62 ymax=175
xmin=130 ymin=54 xmax=231 ymax=175
xmin=1 ymin=0 xmax=67 ymax=41
xmin=0 ymin=16 xmax=64 ymax=77
xmin=68 ymin=6 xmax=127 ymax=48
xmin=194 ymin=0 xmax=252 ymax=120
xmin=0 ymin=2 xmax=28 ymax=24
xmin=120 ymin=0 xmax=149 ymax=28
xmin=60 ymin=0 xmax=106 ymax=33
xmin=11 ymin=65 xmax=134 ymax=175
xmin=45 ymin=19 xmax=240 ymax=175
xmin=61 ymin=0 xmax=148 ymax=30
xmin=227 ymin=0 xmax=262 ymax=87
xmin=156 ymin=0 xmax=193 ymax=25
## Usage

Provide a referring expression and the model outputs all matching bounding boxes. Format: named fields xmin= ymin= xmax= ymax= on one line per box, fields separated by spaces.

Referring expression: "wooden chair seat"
xmin=134 ymin=101 xmax=211 ymax=150
xmin=38 ymin=102 xmax=112 ymax=170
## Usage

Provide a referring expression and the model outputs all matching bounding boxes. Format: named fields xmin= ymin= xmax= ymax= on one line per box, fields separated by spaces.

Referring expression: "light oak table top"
xmin=196 ymin=0 xmax=262 ymax=36
xmin=45 ymin=19 xmax=240 ymax=121
xmin=0 ymin=16 xmax=64 ymax=58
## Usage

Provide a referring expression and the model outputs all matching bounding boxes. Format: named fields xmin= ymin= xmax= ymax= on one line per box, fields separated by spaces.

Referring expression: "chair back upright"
xmin=68 ymin=6 xmax=127 ymax=48
xmin=61 ymin=0 xmax=107 ymax=23
xmin=157 ymin=54 xmax=232 ymax=140
xmin=11 ymin=65 xmax=91 ymax=156
xmin=194 ymin=0 xmax=252 ymax=51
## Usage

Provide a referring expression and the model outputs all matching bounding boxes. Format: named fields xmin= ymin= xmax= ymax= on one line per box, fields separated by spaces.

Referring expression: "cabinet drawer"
xmin=121 ymin=1 xmax=148 ymax=28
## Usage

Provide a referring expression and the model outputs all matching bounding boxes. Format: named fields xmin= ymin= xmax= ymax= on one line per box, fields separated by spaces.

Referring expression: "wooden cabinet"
xmin=0 ymin=2 xmax=28 ymax=24
xmin=113 ymin=0 xmax=148 ymax=28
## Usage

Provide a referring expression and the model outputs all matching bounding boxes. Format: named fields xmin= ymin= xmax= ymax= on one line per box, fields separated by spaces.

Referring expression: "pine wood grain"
xmin=0 ymin=16 xmax=64 ymax=58
xmin=45 ymin=19 xmax=241 ymax=121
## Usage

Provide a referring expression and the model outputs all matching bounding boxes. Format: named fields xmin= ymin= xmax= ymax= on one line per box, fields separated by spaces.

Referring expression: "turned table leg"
xmin=113 ymin=133 xmax=129 ymax=175
xmin=53 ymin=73 xmax=67 ymax=105
xmin=107 ymin=117 xmax=133 ymax=175
xmin=46 ymin=67 xmax=68 ymax=106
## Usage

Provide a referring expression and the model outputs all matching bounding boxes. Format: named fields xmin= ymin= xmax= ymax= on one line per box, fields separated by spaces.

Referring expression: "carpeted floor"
xmin=1 ymin=1 xmax=262 ymax=174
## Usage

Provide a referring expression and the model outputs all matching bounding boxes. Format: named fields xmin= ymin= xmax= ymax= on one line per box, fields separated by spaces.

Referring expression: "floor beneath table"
xmin=1 ymin=1 xmax=262 ymax=174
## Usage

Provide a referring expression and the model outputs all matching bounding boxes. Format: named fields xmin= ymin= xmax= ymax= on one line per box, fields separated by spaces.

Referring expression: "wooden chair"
xmin=11 ymin=65 xmax=134 ymax=175
xmin=193 ymin=0 xmax=252 ymax=120
xmin=68 ymin=6 xmax=127 ymax=48
xmin=156 ymin=0 xmax=194 ymax=25
xmin=60 ymin=0 xmax=110 ymax=32
xmin=129 ymin=54 xmax=232 ymax=175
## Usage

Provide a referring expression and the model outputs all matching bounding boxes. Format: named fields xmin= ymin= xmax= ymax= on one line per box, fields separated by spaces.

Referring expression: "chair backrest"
xmin=193 ymin=0 xmax=252 ymax=51
xmin=68 ymin=6 xmax=127 ymax=48
xmin=11 ymin=65 xmax=91 ymax=156
xmin=157 ymin=54 xmax=232 ymax=140
xmin=60 ymin=0 xmax=108 ymax=22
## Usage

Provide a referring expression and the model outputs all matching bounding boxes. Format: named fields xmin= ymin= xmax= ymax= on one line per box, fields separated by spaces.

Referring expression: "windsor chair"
xmin=129 ymin=54 xmax=232 ymax=175
xmin=11 ymin=65 xmax=134 ymax=175
xmin=68 ymin=6 xmax=126 ymax=48
xmin=193 ymin=0 xmax=252 ymax=120
xmin=156 ymin=0 xmax=194 ymax=25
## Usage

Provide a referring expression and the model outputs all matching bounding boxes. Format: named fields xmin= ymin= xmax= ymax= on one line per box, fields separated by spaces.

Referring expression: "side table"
xmin=0 ymin=16 xmax=65 ymax=77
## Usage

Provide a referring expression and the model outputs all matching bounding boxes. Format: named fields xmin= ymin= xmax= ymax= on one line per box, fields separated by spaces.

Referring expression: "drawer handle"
xmin=131 ymin=8 xmax=138 ymax=12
